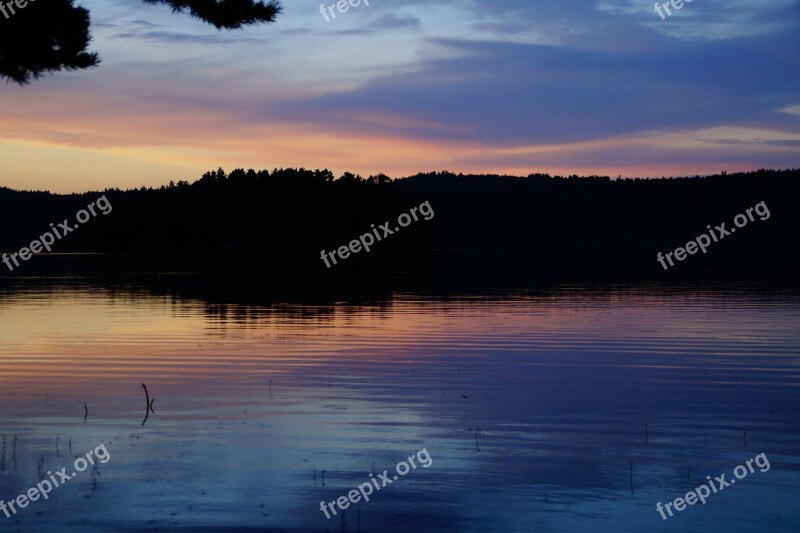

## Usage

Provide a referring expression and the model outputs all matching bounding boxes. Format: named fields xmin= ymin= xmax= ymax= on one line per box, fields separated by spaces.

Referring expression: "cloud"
xmin=369 ymin=14 xmax=422 ymax=30
xmin=598 ymin=0 xmax=800 ymax=41
xmin=130 ymin=19 xmax=162 ymax=28
xmin=109 ymin=29 xmax=263 ymax=44
xmin=0 ymin=0 xmax=799 ymax=192
xmin=250 ymin=30 xmax=800 ymax=147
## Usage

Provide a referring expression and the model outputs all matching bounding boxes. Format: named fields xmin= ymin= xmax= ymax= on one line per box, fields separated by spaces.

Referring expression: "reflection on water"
xmin=0 ymin=279 xmax=799 ymax=531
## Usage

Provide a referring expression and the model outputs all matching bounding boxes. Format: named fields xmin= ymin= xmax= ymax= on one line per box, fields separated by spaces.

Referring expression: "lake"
xmin=1 ymin=277 xmax=798 ymax=532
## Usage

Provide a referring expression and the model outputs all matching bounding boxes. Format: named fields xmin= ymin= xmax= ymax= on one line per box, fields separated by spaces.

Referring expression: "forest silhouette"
xmin=0 ymin=168 xmax=798 ymax=281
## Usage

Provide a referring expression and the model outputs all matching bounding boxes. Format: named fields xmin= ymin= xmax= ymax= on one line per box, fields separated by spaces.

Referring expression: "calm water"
xmin=0 ymin=279 xmax=798 ymax=532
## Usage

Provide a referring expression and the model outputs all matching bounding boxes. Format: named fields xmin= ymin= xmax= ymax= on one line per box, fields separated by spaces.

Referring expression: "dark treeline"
xmin=0 ymin=168 xmax=798 ymax=281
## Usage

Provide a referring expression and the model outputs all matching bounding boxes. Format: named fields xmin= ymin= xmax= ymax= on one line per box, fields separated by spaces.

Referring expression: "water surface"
xmin=0 ymin=279 xmax=798 ymax=531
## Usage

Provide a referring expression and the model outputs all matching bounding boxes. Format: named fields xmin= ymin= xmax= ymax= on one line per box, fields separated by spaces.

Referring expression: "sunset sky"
xmin=1 ymin=0 xmax=799 ymax=193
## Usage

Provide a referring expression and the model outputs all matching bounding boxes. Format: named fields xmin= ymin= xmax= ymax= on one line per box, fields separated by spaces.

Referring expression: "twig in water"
xmin=91 ymin=463 xmax=100 ymax=490
xmin=84 ymin=403 xmax=88 ymax=423
xmin=141 ymin=383 xmax=156 ymax=426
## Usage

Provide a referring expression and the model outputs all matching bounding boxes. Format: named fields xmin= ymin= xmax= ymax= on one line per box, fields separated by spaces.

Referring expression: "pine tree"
xmin=0 ymin=0 xmax=282 ymax=85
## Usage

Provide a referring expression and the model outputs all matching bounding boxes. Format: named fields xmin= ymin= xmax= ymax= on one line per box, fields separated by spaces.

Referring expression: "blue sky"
xmin=1 ymin=0 xmax=799 ymax=192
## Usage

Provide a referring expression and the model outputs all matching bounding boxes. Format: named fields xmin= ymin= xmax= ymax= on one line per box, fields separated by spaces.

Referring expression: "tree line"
xmin=0 ymin=168 xmax=797 ymax=279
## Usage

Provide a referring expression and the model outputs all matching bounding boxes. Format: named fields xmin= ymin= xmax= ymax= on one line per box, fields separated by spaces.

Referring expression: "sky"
xmin=1 ymin=0 xmax=799 ymax=193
